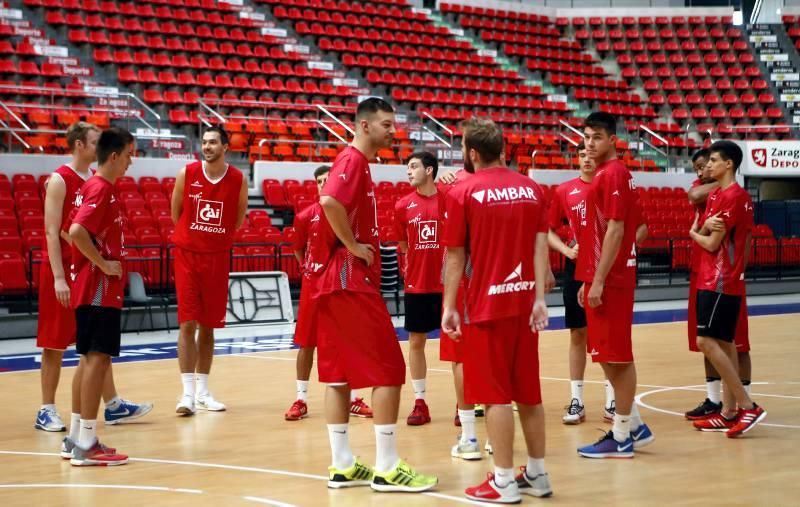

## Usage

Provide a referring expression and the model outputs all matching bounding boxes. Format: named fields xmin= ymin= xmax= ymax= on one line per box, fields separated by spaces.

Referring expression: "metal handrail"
xmin=422 ymin=126 xmax=452 ymax=148
xmin=0 ymin=101 xmax=31 ymax=131
xmin=0 ymin=117 xmax=32 ymax=150
xmin=316 ymin=104 xmax=354 ymax=136
xmin=559 ymin=132 xmax=579 ymax=146
xmin=559 ymin=119 xmax=584 ymax=138
xmin=640 ymin=125 xmax=669 ymax=147
xmin=197 ymin=99 xmax=227 ymax=124
xmin=315 ymin=120 xmax=348 ymax=144
xmin=422 ymin=111 xmax=453 ymax=135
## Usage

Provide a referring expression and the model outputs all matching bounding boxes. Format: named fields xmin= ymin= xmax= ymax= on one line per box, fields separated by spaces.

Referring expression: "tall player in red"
xmin=689 ymin=141 xmax=766 ymax=437
xmin=66 ymin=127 xmax=136 ymax=466
xmin=394 ymin=151 xmax=443 ymax=427
xmin=171 ymin=127 xmax=248 ymax=415
xmin=685 ymin=148 xmax=753 ymax=420
xmin=575 ymin=112 xmax=654 ymax=458
xmin=442 ymin=118 xmax=552 ymax=503
xmin=548 ymin=143 xmax=617 ymax=424
xmin=36 ymin=122 xmax=151 ymax=436
xmin=284 ymin=165 xmax=372 ymax=421
xmin=315 ymin=98 xmax=436 ymax=492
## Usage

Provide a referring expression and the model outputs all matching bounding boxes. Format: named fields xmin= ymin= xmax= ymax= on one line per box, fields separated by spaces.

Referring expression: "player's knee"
xmin=409 ymin=333 xmax=427 ymax=350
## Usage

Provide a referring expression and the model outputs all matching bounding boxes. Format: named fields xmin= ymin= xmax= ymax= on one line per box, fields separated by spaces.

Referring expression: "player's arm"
xmin=690 ymin=227 xmax=724 ymax=252
xmin=547 ymin=229 xmax=577 ymax=259
xmin=531 ymin=232 xmax=549 ymax=330
xmin=43 ymin=173 xmax=70 ymax=307
xmin=635 ymin=223 xmax=648 ymax=246
xmin=688 ymin=182 xmax=719 ymax=205
xmin=442 ymin=246 xmax=465 ymax=337
xmin=394 ymin=203 xmax=408 ymax=253
xmin=293 ymin=248 xmax=305 ymax=265
xmin=742 ymin=231 xmax=752 ymax=269
xmin=68 ymin=223 xmax=122 ymax=278
xmin=170 ymin=167 xmax=186 ymax=224
xmin=235 ymin=177 xmax=248 ymax=230
xmin=587 ymin=219 xmax=624 ymax=308
xmin=319 ymin=195 xmax=374 ymax=265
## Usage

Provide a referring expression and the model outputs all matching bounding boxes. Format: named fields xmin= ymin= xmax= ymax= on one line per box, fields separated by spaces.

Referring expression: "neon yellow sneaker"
xmin=371 ymin=459 xmax=438 ymax=492
xmin=328 ymin=457 xmax=374 ymax=489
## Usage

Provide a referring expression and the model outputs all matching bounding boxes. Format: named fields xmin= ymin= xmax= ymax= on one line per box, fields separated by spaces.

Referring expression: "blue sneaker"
xmin=34 ymin=407 xmax=65 ymax=432
xmin=631 ymin=423 xmax=655 ymax=449
xmin=578 ymin=430 xmax=634 ymax=459
xmin=104 ymin=399 xmax=154 ymax=425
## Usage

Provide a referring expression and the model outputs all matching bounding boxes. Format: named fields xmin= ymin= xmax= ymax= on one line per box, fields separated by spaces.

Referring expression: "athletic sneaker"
xmin=726 ymin=404 xmax=767 ymax=438
xmin=349 ymin=397 xmax=373 ymax=418
xmin=451 ymin=438 xmax=482 ymax=460
xmin=175 ymin=395 xmax=196 ymax=416
xmin=406 ymin=399 xmax=431 ymax=426
xmin=603 ymin=401 xmax=616 ymax=423
xmin=515 ymin=467 xmax=553 ymax=498
xmin=465 ymin=473 xmax=520 ymax=504
xmin=485 ymin=440 xmax=493 ymax=455
xmin=61 ymin=437 xmax=115 ymax=460
xmin=631 ymin=423 xmax=655 ymax=448
xmin=196 ymin=393 xmax=226 ymax=411
xmin=70 ymin=440 xmax=128 ymax=466
xmin=693 ymin=413 xmax=736 ymax=432
xmin=285 ymin=399 xmax=308 ymax=421
xmin=474 ymin=404 xmax=485 ymax=417
xmin=105 ymin=399 xmax=154 ymax=425
xmin=685 ymin=398 xmax=722 ymax=420
xmin=577 ymin=431 xmax=634 ymax=459
xmin=327 ymin=457 xmax=374 ymax=488
xmin=371 ymin=460 xmax=438 ymax=492
xmin=562 ymin=398 xmax=586 ymax=425
xmin=34 ymin=407 xmax=65 ymax=432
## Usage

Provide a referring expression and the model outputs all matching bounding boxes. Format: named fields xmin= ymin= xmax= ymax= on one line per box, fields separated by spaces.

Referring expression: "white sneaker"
xmin=484 ymin=440 xmax=493 ymax=455
xmin=34 ymin=407 xmax=66 ymax=432
xmin=196 ymin=393 xmax=226 ymax=411
xmin=516 ymin=468 xmax=553 ymax=498
xmin=562 ymin=398 xmax=586 ymax=425
xmin=603 ymin=400 xmax=616 ymax=423
xmin=451 ymin=438 xmax=482 ymax=460
xmin=175 ymin=395 xmax=196 ymax=416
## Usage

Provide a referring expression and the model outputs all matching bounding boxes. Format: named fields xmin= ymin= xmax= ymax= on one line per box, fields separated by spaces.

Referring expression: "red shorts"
xmin=316 ymin=290 xmax=405 ymax=389
xmin=688 ymin=273 xmax=750 ymax=353
xmin=174 ymin=247 xmax=230 ymax=328
xmin=584 ymin=283 xmax=635 ymax=363
xmin=293 ymin=277 xmax=317 ymax=348
xmin=462 ymin=316 xmax=542 ymax=406
xmin=36 ymin=257 xmax=76 ymax=350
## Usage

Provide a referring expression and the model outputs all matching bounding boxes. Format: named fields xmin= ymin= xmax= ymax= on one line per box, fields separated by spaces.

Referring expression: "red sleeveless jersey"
xmin=173 ymin=161 xmax=243 ymax=253
xmin=46 ymin=165 xmax=92 ymax=261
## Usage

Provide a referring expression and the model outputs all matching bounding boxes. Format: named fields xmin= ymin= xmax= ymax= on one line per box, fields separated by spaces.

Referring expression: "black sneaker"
xmin=685 ymin=398 xmax=722 ymax=420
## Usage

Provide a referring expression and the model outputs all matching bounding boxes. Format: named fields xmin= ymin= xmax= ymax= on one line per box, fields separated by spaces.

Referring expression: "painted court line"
xmin=0 ymin=483 xmax=204 ymax=494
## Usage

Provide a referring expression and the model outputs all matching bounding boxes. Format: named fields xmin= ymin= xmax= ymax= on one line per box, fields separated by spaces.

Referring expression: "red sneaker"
xmin=726 ymin=404 xmax=767 ymax=438
xmin=465 ymin=473 xmax=521 ymax=504
xmin=693 ymin=413 xmax=736 ymax=432
xmin=70 ymin=440 xmax=128 ymax=466
xmin=407 ymin=399 xmax=431 ymax=426
xmin=349 ymin=397 xmax=373 ymax=418
xmin=285 ymin=399 xmax=308 ymax=421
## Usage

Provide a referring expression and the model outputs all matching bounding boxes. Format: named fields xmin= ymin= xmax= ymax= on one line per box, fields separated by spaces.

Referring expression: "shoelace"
xmin=565 ymin=398 xmax=583 ymax=415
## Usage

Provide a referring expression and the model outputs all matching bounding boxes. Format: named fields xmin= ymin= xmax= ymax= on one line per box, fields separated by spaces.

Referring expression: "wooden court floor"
xmin=1 ymin=314 xmax=798 ymax=506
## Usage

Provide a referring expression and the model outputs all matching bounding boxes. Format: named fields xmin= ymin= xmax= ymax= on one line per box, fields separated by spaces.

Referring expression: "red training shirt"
xmin=46 ymin=165 xmax=92 ymax=261
xmin=394 ymin=190 xmax=445 ymax=293
xmin=548 ymin=176 xmax=591 ymax=246
xmin=292 ymin=202 xmax=332 ymax=279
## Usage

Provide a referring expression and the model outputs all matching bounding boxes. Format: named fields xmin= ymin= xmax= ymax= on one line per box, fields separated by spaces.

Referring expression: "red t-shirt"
xmin=394 ymin=190 xmax=445 ymax=293
xmin=45 ymin=165 xmax=92 ymax=261
xmin=172 ymin=161 xmax=243 ymax=253
xmin=576 ymin=159 xmax=640 ymax=288
xmin=696 ymin=183 xmax=753 ymax=296
xmin=444 ymin=167 xmax=548 ymax=324
xmin=689 ymin=178 xmax=706 ymax=273
xmin=69 ymin=175 xmax=125 ymax=309
xmin=292 ymin=202 xmax=331 ymax=279
xmin=314 ymin=146 xmax=381 ymax=296
xmin=548 ymin=176 xmax=591 ymax=246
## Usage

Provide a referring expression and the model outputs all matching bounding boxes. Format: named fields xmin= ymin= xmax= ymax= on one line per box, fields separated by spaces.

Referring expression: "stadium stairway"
xmin=759 ymin=21 xmax=800 ymax=129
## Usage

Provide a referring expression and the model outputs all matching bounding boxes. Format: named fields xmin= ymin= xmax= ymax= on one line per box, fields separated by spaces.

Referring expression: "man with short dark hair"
xmin=689 ymin=140 xmax=766 ymax=437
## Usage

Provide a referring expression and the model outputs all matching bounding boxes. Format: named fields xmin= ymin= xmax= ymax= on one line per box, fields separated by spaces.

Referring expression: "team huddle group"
xmin=32 ymin=98 xmax=766 ymax=504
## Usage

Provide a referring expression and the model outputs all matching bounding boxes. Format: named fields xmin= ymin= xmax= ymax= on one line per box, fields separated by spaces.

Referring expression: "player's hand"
xmin=577 ymin=283 xmax=585 ymax=308
xmin=704 ymin=212 xmax=725 ymax=233
xmin=587 ymin=282 xmax=604 ymax=308
xmin=690 ymin=212 xmax=700 ymax=234
xmin=54 ymin=277 xmax=70 ymax=308
xmin=438 ymin=171 xmax=458 ymax=184
xmin=545 ymin=269 xmax=556 ymax=294
xmin=101 ymin=260 xmax=123 ymax=278
xmin=349 ymin=243 xmax=375 ymax=266
xmin=566 ymin=246 xmax=578 ymax=260
xmin=530 ymin=300 xmax=549 ymax=331
xmin=441 ymin=307 xmax=462 ymax=340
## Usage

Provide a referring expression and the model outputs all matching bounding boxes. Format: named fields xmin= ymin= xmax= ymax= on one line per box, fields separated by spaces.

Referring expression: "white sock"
xmin=77 ymin=419 xmax=97 ymax=450
xmin=374 ymin=424 xmax=399 ymax=472
xmin=605 ymin=380 xmax=615 ymax=408
xmin=707 ymin=378 xmax=722 ymax=404
xmin=350 ymin=390 xmax=357 ymax=402
xmin=296 ymin=380 xmax=309 ymax=401
xmin=105 ymin=396 xmax=121 ymax=410
xmin=526 ymin=457 xmax=546 ymax=477
xmin=69 ymin=413 xmax=80 ymax=441
xmin=327 ymin=424 xmax=354 ymax=470
xmin=630 ymin=403 xmax=643 ymax=431
xmin=613 ymin=413 xmax=632 ymax=443
xmin=412 ymin=379 xmax=426 ymax=400
xmin=458 ymin=409 xmax=477 ymax=443
xmin=181 ymin=373 xmax=195 ymax=397
xmin=743 ymin=382 xmax=752 ymax=396
xmin=196 ymin=373 xmax=209 ymax=397
xmin=41 ymin=403 xmax=56 ymax=411
xmin=570 ymin=380 xmax=584 ymax=404
xmin=494 ymin=467 xmax=514 ymax=488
